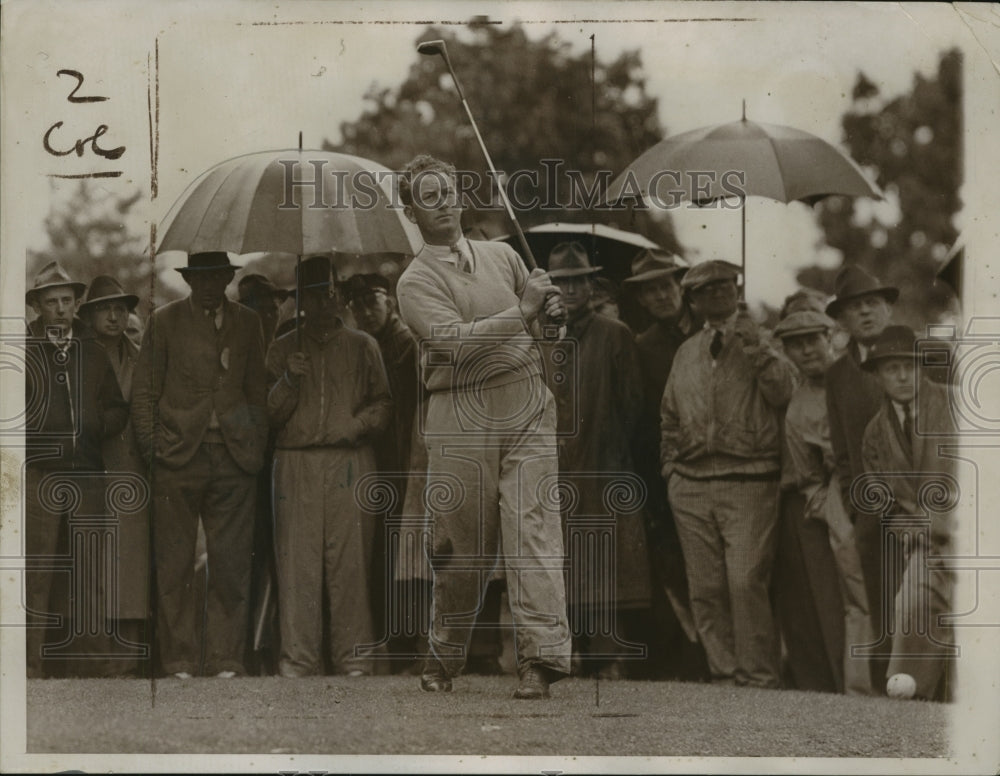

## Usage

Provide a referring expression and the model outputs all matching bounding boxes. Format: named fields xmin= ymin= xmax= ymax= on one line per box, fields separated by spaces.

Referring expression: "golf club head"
xmin=417 ymin=39 xmax=447 ymax=57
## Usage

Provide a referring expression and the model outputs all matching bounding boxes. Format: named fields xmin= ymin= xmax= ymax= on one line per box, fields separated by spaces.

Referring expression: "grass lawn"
xmin=24 ymin=675 xmax=948 ymax=758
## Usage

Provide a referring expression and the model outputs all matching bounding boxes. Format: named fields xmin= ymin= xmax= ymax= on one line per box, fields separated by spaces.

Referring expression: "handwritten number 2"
xmin=57 ymin=69 xmax=108 ymax=103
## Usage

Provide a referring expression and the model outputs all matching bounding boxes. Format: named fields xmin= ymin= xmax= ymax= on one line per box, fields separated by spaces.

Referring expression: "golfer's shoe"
xmin=215 ymin=670 xmax=237 ymax=679
xmin=420 ymin=662 xmax=452 ymax=693
xmin=513 ymin=665 xmax=550 ymax=700
xmin=172 ymin=671 xmax=193 ymax=680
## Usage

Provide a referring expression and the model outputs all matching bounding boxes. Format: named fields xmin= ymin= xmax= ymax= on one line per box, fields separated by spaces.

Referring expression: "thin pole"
xmin=741 ymin=197 xmax=747 ymax=301
xmin=296 ymin=131 xmax=303 ymax=348
xmin=432 ymin=45 xmax=538 ymax=270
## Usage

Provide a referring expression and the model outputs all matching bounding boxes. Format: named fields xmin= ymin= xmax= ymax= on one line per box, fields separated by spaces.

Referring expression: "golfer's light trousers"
xmin=423 ymin=377 xmax=571 ymax=678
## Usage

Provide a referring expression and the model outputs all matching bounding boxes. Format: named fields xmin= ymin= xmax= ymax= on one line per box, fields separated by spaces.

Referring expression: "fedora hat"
xmin=622 ymin=248 xmax=687 ymax=285
xmin=26 ymin=261 xmax=87 ymax=305
xmin=861 ymin=325 xmax=918 ymax=371
xmin=773 ymin=310 xmax=836 ymax=340
xmin=78 ymin=275 xmax=139 ymax=314
xmin=175 ymin=251 xmax=241 ymax=274
xmin=238 ymin=273 xmax=290 ymax=303
xmin=547 ymin=242 xmax=602 ymax=278
xmin=825 ymin=264 xmax=898 ymax=317
xmin=680 ymin=259 xmax=743 ymax=292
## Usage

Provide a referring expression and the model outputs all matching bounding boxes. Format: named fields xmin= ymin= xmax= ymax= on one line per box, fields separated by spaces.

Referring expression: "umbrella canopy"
xmin=606 ymin=118 xmax=881 ymax=206
xmin=494 ymin=222 xmax=676 ymax=289
xmin=157 ymin=149 xmax=422 ymax=256
xmin=605 ymin=116 xmax=881 ymax=299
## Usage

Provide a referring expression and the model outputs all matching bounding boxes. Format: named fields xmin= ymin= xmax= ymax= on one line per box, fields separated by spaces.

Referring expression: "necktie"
xmin=205 ymin=307 xmax=222 ymax=330
xmin=452 ymin=242 xmax=473 ymax=273
xmin=709 ymin=329 xmax=724 ymax=360
xmin=902 ymin=401 xmax=914 ymax=456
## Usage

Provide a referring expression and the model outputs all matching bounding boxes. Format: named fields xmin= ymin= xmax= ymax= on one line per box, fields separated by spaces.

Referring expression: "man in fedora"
xmin=774 ymin=310 xmax=874 ymax=696
xmin=395 ymin=154 xmax=571 ymax=699
xmin=131 ymin=251 xmax=269 ymax=679
xmin=823 ymin=263 xmax=899 ymax=693
xmin=622 ymin=248 xmax=707 ymax=681
xmin=860 ymin=325 xmax=957 ymax=699
xmin=266 ymin=255 xmax=392 ymax=678
xmin=24 ymin=262 xmax=129 ymax=677
xmin=78 ymin=275 xmax=150 ymax=675
xmin=660 ymin=260 xmax=796 ymax=688
xmin=545 ymin=241 xmax=650 ymax=678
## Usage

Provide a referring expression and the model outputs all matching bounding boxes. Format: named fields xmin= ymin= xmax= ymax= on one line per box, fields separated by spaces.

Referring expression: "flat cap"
xmin=680 ymin=260 xmax=742 ymax=291
xmin=773 ymin=310 xmax=836 ymax=340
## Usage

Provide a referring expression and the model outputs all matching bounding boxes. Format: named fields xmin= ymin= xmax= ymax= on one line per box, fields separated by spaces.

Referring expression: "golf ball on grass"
xmin=886 ymin=673 xmax=917 ymax=699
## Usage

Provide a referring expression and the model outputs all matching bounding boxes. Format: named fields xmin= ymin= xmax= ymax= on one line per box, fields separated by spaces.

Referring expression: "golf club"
xmin=416 ymin=40 xmax=539 ymax=272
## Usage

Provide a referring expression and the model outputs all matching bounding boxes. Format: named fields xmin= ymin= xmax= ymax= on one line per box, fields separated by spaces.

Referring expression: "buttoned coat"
xmin=131 ymin=296 xmax=268 ymax=474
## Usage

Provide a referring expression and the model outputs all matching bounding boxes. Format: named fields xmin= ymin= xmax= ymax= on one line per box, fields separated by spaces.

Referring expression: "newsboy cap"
xmin=622 ymin=248 xmax=687 ymax=285
xmin=825 ymin=264 xmax=898 ymax=318
xmin=344 ymin=273 xmax=392 ymax=303
xmin=680 ymin=260 xmax=743 ymax=291
xmin=78 ymin=275 xmax=139 ymax=315
xmin=26 ymin=261 xmax=87 ymax=305
xmin=773 ymin=310 xmax=836 ymax=340
xmin=861 ymin=325 xmax=918 ymax=371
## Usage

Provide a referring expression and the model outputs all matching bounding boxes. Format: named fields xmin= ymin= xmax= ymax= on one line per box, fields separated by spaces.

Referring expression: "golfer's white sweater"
xmin=397 ymin=240 xmax=543 ymax=393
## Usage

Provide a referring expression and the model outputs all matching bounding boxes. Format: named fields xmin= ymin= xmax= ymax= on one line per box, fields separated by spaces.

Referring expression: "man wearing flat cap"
xmin=78 ymin=275 xmax=151 ymax=675
xmin=860 ymin=325 xmax=957 ymax=700
xmin=132 ymin=251 xmax=269 ymax=679
xmin=822 ymin=263 xmax=899 ymax=693
xmin=24 ymin=262 xmax=129 ymax=677
xmin=623 ymin=248 xmax=706 ymax=681
xmin=267 ymin=255 xmax=392 ymax=677
xmin=660 ymin=259 xmax=796 ymax=688
xmin=775 ymin=310 xmax=873 ymax=696
xmin=544 ymin=242 xmax=650 ymax=678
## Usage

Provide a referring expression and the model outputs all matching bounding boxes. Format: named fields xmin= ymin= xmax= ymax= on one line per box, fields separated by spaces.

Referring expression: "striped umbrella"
xmin=157 ymin=148 xmax=422 ymax=257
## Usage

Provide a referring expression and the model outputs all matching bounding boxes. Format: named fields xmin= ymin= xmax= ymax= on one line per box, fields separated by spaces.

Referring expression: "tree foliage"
xmin=800 ymin=48 xmax=962 ymax=328
xmin=27 ymin=180 xmax=151 ymax=313
xmin=328 ymin=22 xmax=681 ymax=252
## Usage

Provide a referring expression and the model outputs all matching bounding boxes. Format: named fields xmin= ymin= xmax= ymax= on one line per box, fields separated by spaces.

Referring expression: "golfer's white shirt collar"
xmin=421 ymin=237 xmax=470 ymax=266
xmin=856 ymin=342 xmax=869 ymax=361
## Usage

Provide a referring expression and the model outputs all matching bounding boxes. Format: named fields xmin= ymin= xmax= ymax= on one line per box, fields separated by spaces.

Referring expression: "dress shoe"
xmin=173 ymin=671 xmax=193 ymax=680
xmin=215 ymin=670 xmax=237 ymax=679
xmin=420 ymin=663 xmax=452 ymax=693
xmin=513 ymin=665 xmax=550 ymax=699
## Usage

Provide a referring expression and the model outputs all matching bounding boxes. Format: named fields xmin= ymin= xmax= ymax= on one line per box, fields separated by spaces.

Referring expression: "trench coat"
xmin=545 ymin=310 xmax=652 ymax=609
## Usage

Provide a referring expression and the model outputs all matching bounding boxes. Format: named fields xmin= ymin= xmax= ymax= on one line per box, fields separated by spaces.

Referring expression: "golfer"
xmin=395 ymin=154 xmax=571 ymax=699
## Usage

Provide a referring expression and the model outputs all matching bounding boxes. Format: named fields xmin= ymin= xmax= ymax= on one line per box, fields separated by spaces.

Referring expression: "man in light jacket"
xmin=660 ymin=260 xmax=796 ymax=688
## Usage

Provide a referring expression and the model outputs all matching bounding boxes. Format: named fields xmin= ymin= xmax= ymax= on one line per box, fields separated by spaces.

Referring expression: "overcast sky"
xmin=6 ymin=1 xmax=981 ymax=307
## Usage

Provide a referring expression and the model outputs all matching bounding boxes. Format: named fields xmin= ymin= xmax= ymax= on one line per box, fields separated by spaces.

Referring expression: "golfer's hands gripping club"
xmin=519 ymin=269 xmax=566 ymax=326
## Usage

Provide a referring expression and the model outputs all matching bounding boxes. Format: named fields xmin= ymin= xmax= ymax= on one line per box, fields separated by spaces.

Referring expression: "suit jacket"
xmin=825 ymin=340 xmax=883 ymax=513
xmin=25 ymin=318 xmax=129 ymax=471
xmin=861 ymin=379 xmax=957 ymax=542
xmin=131 ymin=295 xmax=268 ymax=474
